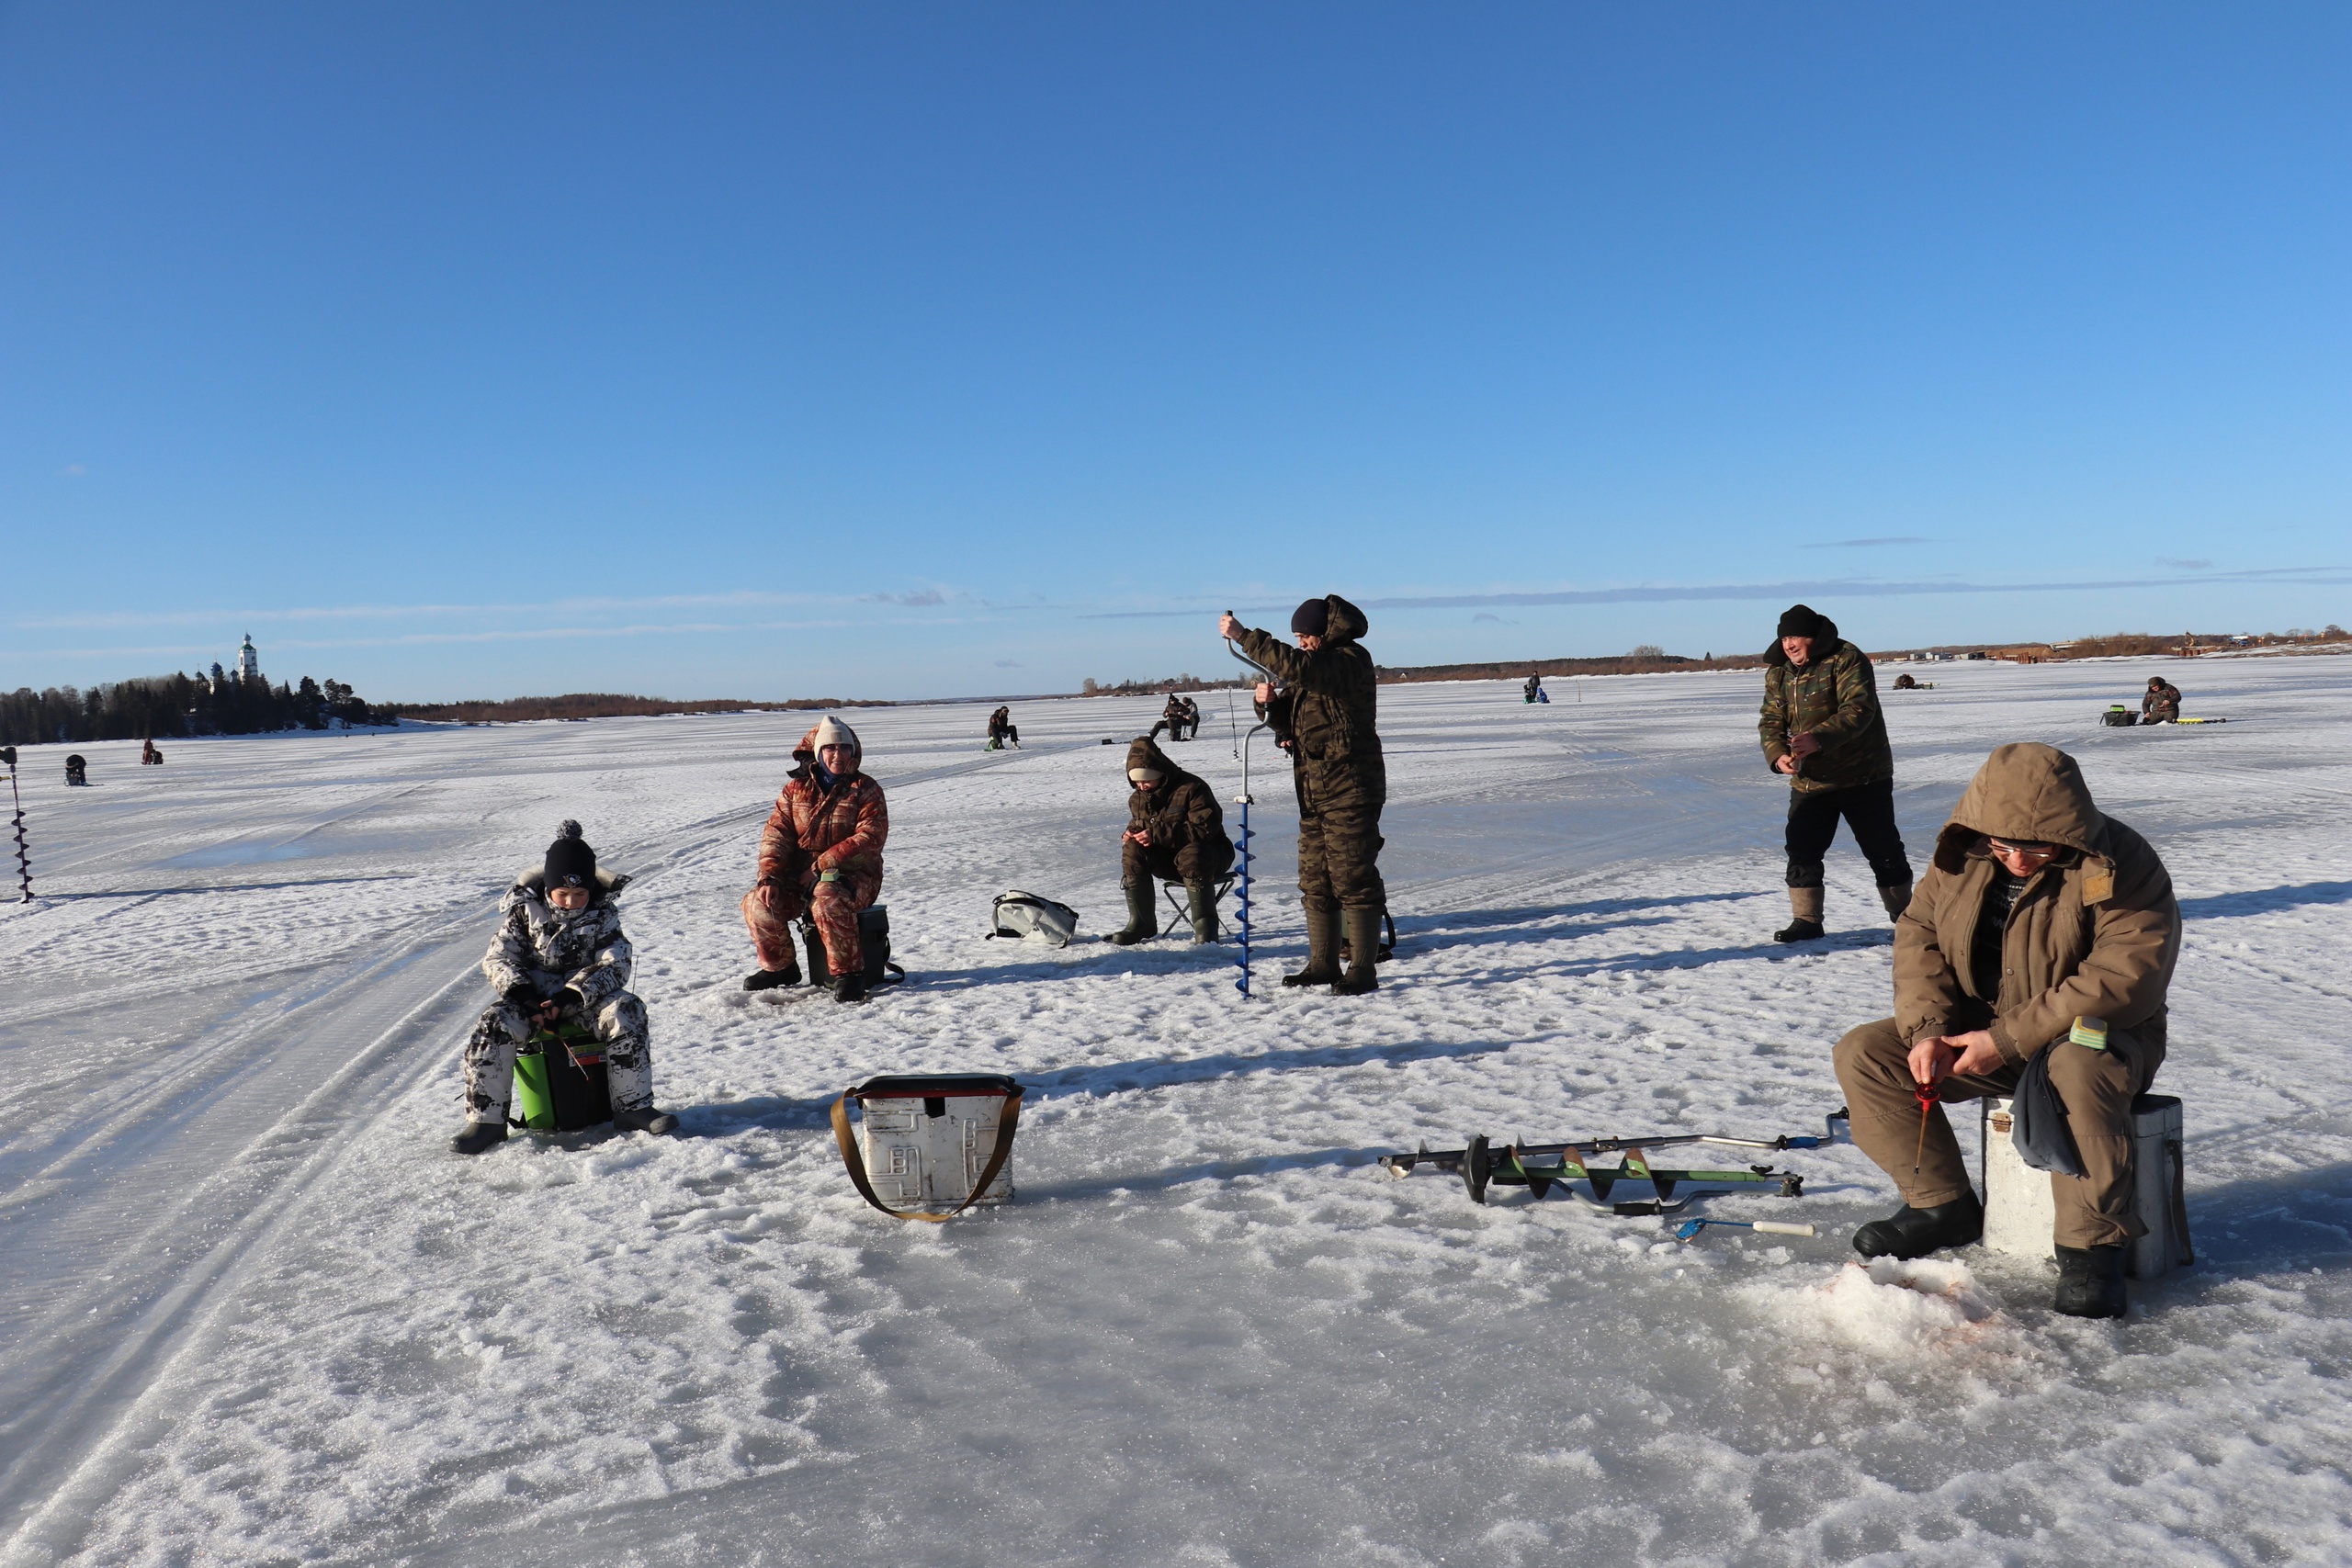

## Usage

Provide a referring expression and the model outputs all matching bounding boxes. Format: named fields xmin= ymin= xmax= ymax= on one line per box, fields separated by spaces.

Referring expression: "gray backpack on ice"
xmin=989 ymin=890 xmax=1079 ymax=946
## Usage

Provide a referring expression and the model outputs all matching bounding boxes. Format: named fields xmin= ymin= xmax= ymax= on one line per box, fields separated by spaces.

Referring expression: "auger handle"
xmin=1749 ymin=1221 xmax=1815 ymax=1237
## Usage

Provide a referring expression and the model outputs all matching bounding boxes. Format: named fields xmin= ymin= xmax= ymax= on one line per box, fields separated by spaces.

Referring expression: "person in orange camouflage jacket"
xmin=740 ymin=716 xmax=888 ymax=1003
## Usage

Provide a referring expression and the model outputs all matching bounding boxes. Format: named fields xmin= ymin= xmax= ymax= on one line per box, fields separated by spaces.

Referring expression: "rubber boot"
xmin=2052 ymin=1244 xmax=2128 ymax=1319
xmin=1186 ymin=883 xmax=1219 ymax=943
xmin=1110 ymin=881 xmax=1159 ymax=946
xmin=1852 ymin=1190 xmax=1984 ymax=1259
xmin=1775 ymin=886 xmax=1826 ymax=943
xmin=451 ymin=1121 xmax=509 ymax=1156
xmin=831 ymin=969 xmax=867 ymax=1005
xmin=742 ymin=964 xmax=800 ymax=991
xmin=1282 ymin=906 xmax=1341 ymax=987
xmin=1332 ymin=909 xmax=1382 ymax=996
xmin=611 ymin=1105 xmax=680 ymax=1134
xmin=1878 ymin=883 xmax=1914 ymax=922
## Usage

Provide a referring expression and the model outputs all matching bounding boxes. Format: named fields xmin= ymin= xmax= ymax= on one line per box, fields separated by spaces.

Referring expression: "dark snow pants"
xmin=1834 ymin=1017 xmax=2164 ymax=1249
xmin=465 ymin=988 xmax=652 ymax=1122
xmin=1124 ymin=837 xmax=1233 ymax=888
xmin=1785 ymin=778 xmax=1912 ymax=890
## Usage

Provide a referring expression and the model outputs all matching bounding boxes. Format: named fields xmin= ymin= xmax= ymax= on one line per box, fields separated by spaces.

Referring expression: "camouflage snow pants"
xmin=1295 ymin=761 xmax=1386 ymax=917
xmin=463 ymin=988 xmax=652 ymax=1122
xmin=741 ymin=870 xmax=880 ymax=976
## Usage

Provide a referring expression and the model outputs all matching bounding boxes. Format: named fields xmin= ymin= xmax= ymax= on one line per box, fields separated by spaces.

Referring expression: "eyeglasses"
xmin=1984 ymin=837 xmax=2057 ymax=863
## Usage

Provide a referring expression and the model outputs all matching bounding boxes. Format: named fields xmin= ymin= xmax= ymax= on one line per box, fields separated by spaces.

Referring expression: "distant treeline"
xmin=388 ymin=693 xmax=895 ymax=724
xmin=1 ymin=672 xmax=395 ymax=747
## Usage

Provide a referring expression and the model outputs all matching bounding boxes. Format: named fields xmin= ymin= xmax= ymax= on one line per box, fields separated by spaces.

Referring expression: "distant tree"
xmin=1628 ymin=644 xmax=1668 ymax=659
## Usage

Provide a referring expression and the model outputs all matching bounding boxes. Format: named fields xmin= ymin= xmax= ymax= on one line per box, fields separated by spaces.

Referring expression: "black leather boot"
xmin=2052 ymin=1244 xmax=2128 ymax=1319
xmin=831 ymin=969 xmax=868 ymax=1005
xmin=741 ymin=964 xmax=800 ymax=991
xmin=1852 ymin=1190 xmax=1984 ymax=1259
xmin=611 ymin=1106 xmax=680 ymax=1134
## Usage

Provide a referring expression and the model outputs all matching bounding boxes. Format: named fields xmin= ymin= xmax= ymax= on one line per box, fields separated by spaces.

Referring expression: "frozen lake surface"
xmin=3 ymin=654 xmax=2349 ymax=1566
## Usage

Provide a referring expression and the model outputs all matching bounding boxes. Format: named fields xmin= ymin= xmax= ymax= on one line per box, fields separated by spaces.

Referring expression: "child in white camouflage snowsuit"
xmin=452 ymin=821 xmax=678 ymax=1154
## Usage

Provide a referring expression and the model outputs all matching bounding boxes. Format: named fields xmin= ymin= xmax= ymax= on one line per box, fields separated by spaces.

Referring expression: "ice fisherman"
xmin=1522 ymin=671 xmax=1546 ymax=704
xmin=453 ymin=821 xmax=676 ymax=1155
xmin=1149 ymin=694 xmax=1198 ymax=743
xmin=741 ymin=716 xmax=889 ymax=1003
xmin=2141 ymin=677 xmax=2182 ymax=725
xmin=1110 ymin=735 xmax=1236 ymax=945
xmin=1758 ymin=604 xmax=1913 ymax=942
xmin=1225 ymin=595 xmax=1387 ymax=994
xmin=1832 ymin=742 xmax=2180 ymax=1319
xmin=987 ymin=706 xmax=1020 ymax=749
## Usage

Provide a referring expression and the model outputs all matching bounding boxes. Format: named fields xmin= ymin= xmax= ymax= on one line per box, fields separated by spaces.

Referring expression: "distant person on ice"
xmin=1224 ymin=595 xmax=1386 ymax=995
xmin=1110 ymin=736 xmax=1235 ymax=945
xmin=1150 ymin=694 xmax=1195 ymax=742
xmin=2141 ymin=677 xmax=2182 ymax=725
xmin=741 ymin=716 xmax=888 ymax=1002
xmin=453 ymin=821 xmax=676 ymax=1155
xmin=1522 ymin=671 xmax=1547 ymax=704
xmin=987 ymin=706 xmax=1020 ymax=749
xmin=1832 ymin=742 xmax=2179 ymax=1319
xmin=1758 ymin=604 xmax=1911 ymax=942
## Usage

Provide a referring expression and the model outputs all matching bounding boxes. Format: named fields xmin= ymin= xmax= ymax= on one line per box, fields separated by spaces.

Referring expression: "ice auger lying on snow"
xmin=1379 ymin=1130 xmax=1827 ymax=1213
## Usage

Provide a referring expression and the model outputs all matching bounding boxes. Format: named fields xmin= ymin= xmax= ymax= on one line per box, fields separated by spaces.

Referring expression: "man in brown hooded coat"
xmin=1221 ymin=594 xmax=1385 ymax=994
xmin=1110 ymin=736 xmax=1235 ymax=944
xmin=1832 ymin=741 xmax=2180 ymax=1318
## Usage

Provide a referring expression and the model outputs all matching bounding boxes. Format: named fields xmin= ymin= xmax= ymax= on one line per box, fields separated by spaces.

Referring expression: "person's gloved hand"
xmin=503 ymin=983 xmax=538 ymax=1010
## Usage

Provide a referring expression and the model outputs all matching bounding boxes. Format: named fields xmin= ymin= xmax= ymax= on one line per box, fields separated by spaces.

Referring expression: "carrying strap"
xmin=831 ymin=1088 xmax=1023 ymax=1222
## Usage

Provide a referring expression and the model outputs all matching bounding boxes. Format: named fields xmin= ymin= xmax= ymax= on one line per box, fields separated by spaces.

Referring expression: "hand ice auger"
xmin=1225 ymin=636 xmax=1279 ymax=1003
xmin=2 ymin=747 xmax=28 ymax=903
xmin=1380 ymin=1130 xmax=1826 ymax=1213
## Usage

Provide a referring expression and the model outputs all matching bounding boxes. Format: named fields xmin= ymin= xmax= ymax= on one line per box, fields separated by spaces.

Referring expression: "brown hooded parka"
xmin=1894 ymin=742 xmax=2179 ymax=1066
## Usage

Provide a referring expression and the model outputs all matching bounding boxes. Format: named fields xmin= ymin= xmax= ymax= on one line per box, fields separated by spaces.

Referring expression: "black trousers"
xmin=1784 ymin=778 xmax=1911 ymax=889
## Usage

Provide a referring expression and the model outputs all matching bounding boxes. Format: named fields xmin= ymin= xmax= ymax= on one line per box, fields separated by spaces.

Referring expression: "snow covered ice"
xmin=4 ymin=654 xmax=2351 ymax=1566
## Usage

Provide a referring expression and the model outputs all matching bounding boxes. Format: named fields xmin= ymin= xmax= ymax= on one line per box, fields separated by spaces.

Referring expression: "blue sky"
xmin=4 ymin=3 xmax=2346 ymax=701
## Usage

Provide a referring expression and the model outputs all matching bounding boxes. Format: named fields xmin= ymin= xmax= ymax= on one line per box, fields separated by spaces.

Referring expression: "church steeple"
xmin=236 ymin=633 xmax=261 ymax=683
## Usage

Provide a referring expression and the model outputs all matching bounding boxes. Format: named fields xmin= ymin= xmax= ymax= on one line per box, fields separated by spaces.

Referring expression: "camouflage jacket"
xmin=1238 ymin=594 xmax=1382 ymax=777
xmin=1125 ymin=737 xmax=1234 ymax=868
xmin=757 ymin=772 xmax=888 ymax=884
xmin=1758 ymin=637 xmax=1893 ymax=793
xmin=482 ymin=873 xmax=634 ymax=1008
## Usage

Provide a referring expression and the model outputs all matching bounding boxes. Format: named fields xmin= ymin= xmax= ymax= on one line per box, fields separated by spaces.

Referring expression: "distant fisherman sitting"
xmin=988 ymin=706 xmax=1020 ymax=749
xmin=1832 ymin=743 xmax=2180 ymax=1318
xmin=1111 ymin=736 xmax=1235 ymax=945
xmin=2141 ymin=678 xmax=2181 ymax=725
xmin=454 ymin=821 xmax=676 ymax=1155
xmin=741 ymin=716 xmax=889 ymax=1003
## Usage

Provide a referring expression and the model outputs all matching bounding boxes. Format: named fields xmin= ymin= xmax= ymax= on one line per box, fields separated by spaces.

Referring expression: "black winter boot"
xmin=1110 ymin=881 xmax=1159 ymax=946
xmin=742 ymin=964 xmax=800 ymax=991
xmin=1283 ymin=906 xmax=1341 ymax=987
xmin=831 ymin=970 xmax=867 ymax=1005
xmin=1775 ymin=886 xmax=1826 ymax=943
xmin=451 ymin=1121 xmax=509 ymax=1156
xmin=1332 ymin=908 xmax=1382 ymax=996
xmin=1186 ymin=883 xmax=1220 ymax=943
xmin=1852 ymin=1190 xmax=1984 ymax=1259
xmin=611 ymin=1106 xmax=680 ymax=1134
xmin=2052 ymin=1245 xmax=2128 ymax=1319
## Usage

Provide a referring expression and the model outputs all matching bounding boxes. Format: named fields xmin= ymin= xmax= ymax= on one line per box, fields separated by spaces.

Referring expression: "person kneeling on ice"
xmin=1111 ymin=736 xmax=1235 ymax=944
xmin=741 ymin=716 xmax=888 ymax=1002
xmin=1831 ymin=742 xmax=2179 ymax=1319
xmin=454 ymin=821 xmax=677 ymax=1154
